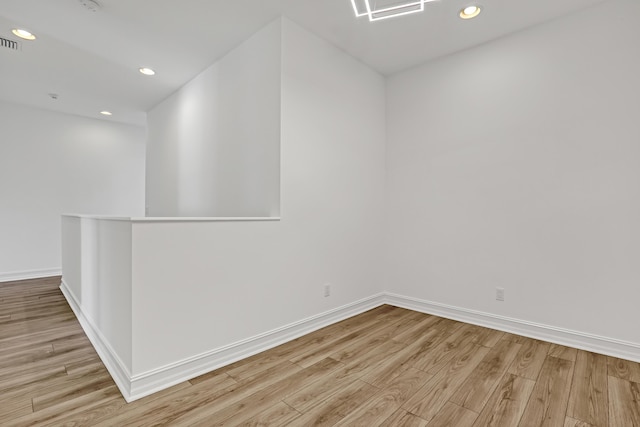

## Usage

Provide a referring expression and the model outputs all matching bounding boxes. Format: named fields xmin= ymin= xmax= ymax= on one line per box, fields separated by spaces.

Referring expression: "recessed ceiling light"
xmin=460 ymin=5 xmax=482 ymax=19
xmin=100 ymin=111 xmax=113 ymax=116
xmin=12 ymin=28 xmax=36 ymax=40
xmin=139 ymin=67 xmax=156 ymax=76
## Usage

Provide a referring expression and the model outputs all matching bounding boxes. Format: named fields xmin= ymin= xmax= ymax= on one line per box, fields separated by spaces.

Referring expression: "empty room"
xmin=1 ymin=0 xmax=639 ymax=425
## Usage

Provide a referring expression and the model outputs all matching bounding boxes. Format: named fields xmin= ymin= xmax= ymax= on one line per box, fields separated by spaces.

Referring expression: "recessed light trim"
xmin=139 ymin=67 xmax=156 ymax=76
xmin=12 ymin=28 xmax=36 ymax=40
xmin=100 ymin=111 xmax=113 ymax=116
xmin=460 ymin=5 xmax=482 ymax=19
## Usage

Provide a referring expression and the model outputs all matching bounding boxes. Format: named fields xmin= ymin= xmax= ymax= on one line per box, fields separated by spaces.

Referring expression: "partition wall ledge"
xmin=62 ymin=213 xmax=281 ymax=222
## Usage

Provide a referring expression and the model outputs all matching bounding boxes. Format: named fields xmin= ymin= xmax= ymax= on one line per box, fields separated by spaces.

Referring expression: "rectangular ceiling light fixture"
xmin=351 ymin=0 xmax=437 ymax=21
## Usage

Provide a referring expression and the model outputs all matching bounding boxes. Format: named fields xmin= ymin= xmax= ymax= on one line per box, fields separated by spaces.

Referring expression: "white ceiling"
xmin=0 ymin=0 xmax=608 ymax=126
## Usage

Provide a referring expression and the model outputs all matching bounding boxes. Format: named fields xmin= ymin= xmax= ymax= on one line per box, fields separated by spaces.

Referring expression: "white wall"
xmin=0 ymin=101 xmax=145 ymax=281
xmin=146 ymin=20 xmax=281 ymax=217
xmin=385 ymin=0 xmax=640 ymax=344
xmin=280 ymin=17 xmax=387 ymax=316
xmin=61 ymin=215 xmax=133 ymax=374
xmin=134 ymin=18 xmax=387 ymax=375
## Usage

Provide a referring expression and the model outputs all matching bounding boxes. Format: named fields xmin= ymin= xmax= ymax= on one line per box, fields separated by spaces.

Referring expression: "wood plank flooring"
xmin=1 ymin=277 xmax=640 ymax=426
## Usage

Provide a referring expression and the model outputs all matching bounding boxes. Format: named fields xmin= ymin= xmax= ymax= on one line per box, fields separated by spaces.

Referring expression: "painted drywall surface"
xmin=61 ymin=216 xmax=82 ymax=298
xmin=132 ymin=19 xmax=386 ymax=374
xmin=146 ymin=20 xmax=281 ymax=217
xmin=130 ymin=221 xmax=281 ymax=374
xmin=93 ymin=218 xmax=133 ymax=372
xmin=61 ymin=216 xmax=133 ymax=372
xmin=385 ymin=0 xmax=640 ymax=344
xmin=0 ymin=101 xmax=145 ymax=279
xmin=279 ymin=18 xmax=387 ymax=319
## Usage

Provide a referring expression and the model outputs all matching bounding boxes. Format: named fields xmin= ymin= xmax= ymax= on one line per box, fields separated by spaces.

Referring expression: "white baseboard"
xmin=61 ymin=284 xmax=385 ymax=402
xmin=385 ymin=292 xmax=640 ymax=364
xmin=0 ymin=268 xmax=61 ymax=283
xmin=60 ymin=286 xmax=640 ymax=403
xmin=59 ymin=280 xmax=133 ymax=401
xmin=127 ymin=293 xmax=386 ymax=401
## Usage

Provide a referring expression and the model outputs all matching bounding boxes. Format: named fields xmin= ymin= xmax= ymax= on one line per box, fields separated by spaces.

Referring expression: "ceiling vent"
xmin=0 ymin=37 xmax=21 ymax=52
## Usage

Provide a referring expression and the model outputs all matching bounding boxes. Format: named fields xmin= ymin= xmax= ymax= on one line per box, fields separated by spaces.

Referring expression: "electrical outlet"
xmin=324 ymin=284 xmax=331 ymax=297
xmin=496 ymin=287 xmax=505 ymax=302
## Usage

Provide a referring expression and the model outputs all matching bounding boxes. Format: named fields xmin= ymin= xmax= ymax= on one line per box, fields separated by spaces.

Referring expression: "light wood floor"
xmin=1 ymin=278 xmax=639 ymax=426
